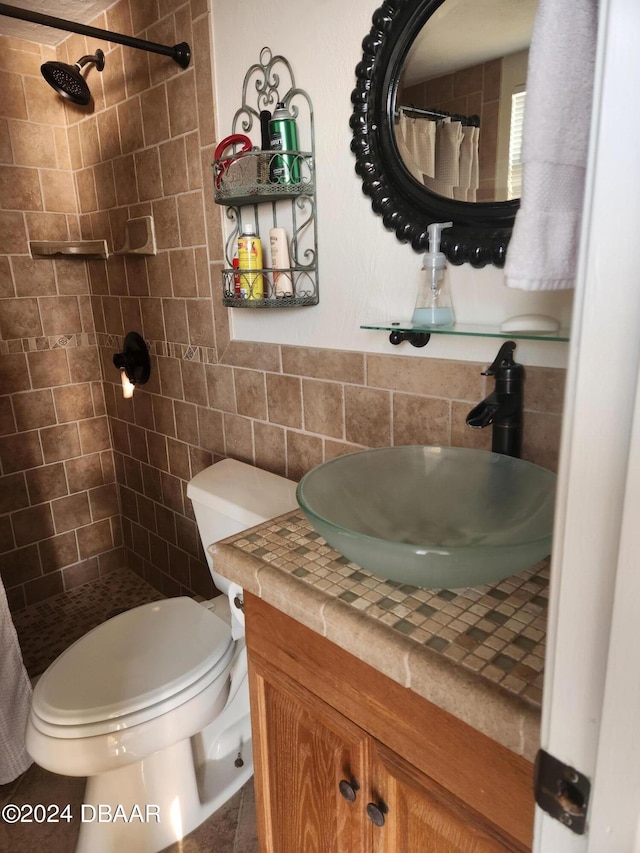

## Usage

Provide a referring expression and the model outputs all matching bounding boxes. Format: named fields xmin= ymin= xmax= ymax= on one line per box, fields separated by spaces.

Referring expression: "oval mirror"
xmin=350 ymin=0 xmax=536 ymax=267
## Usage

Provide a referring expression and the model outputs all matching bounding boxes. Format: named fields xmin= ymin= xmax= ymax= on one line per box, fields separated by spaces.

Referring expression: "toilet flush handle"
xmin=233 ymin=594 xmax=244 ymax=612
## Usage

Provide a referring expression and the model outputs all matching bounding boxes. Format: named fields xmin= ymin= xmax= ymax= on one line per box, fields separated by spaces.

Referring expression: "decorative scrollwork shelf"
xmin=213 ymin=47 xmax=318 ymax=309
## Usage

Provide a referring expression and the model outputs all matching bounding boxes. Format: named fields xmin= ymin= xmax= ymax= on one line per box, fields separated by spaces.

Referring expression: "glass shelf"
xmin=361 ymin=319 xmax=570 ymax=345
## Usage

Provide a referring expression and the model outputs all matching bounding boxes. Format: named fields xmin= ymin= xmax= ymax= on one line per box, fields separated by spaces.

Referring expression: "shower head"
xmin=40 ymin=49 xmax=105 ymax=106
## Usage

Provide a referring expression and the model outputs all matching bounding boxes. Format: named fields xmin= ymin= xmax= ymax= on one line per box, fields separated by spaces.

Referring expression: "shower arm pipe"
xmin=0 ymin=3 xmax=190 ymax=68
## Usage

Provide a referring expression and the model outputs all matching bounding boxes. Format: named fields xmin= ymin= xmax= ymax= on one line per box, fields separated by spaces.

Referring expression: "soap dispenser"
xmin=411 ymin=221 xmax=454 ymax=327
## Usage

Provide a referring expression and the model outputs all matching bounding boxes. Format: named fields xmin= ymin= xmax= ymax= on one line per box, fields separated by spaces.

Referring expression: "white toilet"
xmin=25 ymin=459 xmax=298 ymax=853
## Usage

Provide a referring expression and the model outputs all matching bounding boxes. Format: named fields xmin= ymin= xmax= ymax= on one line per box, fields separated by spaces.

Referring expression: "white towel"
xmin=505 ymin=0 xmax=599 ymax=290
xmin=0 ymin=582 xmax=33 ymax=783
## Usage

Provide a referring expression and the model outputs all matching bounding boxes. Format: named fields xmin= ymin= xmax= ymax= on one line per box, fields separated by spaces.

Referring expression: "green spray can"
xmin=269 ymin=101 xmax=300 ymax=185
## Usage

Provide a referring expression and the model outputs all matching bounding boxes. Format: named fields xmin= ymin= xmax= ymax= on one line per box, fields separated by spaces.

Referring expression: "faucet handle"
xmin=482 ymin=340 xmax=516 ymax=376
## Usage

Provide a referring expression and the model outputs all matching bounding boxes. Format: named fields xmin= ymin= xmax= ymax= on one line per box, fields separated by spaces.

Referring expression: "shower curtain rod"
xmin=397 ymin=104 xmax=480 ymax=128
xmin=0 ymin=3 xmax=190 ymax=68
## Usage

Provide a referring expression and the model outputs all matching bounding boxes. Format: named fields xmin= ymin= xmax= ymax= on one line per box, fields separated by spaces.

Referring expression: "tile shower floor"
xmin=4 ymin=568 xmax=259 ymax=853
xmin=12 ymin=568 xmax=166 ymax=679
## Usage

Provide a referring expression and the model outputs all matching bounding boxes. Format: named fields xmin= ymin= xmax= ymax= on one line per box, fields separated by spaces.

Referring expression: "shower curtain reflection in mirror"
xmin=396 ymin=109 xmax=480 ymax=201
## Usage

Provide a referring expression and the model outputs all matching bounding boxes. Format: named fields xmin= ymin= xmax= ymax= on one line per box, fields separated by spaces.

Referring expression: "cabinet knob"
xmin=338 ymin=778 xmax=360 ymax=803
xmin=366 ymin=801 xmax=388 ymax=827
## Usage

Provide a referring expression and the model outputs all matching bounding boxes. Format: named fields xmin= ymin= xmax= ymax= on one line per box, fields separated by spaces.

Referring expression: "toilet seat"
xmin=30 ymin=597 xmax=234 ymax=739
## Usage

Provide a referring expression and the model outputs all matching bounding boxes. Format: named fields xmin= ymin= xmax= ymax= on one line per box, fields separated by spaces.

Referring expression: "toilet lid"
xmin=32 ymin=597 xmax=233 ymax=727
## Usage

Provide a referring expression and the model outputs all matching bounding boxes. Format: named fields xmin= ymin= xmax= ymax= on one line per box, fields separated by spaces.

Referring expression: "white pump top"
xmin=423 ymin=221 xmax=453 ymax=270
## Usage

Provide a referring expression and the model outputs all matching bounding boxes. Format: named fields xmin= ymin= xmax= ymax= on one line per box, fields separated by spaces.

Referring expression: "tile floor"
xmin=0 ymin=768 xmax=258 ymax=853
xmin=11 ymin=568 xmax=166 ymax=679
xmin=4 ymin=568 xmax=259 ymax=852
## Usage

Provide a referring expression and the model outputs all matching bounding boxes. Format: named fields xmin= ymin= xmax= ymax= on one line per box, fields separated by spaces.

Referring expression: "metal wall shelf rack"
xmin=213 ymin=48 xmax=318 ymax=309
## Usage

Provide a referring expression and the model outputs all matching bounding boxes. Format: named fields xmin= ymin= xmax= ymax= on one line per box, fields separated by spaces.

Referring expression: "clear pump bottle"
xmin=411 ymin=221 xmax=455 ymax=327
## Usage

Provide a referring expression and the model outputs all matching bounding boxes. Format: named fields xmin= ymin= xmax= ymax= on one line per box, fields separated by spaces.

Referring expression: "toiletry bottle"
xmin=269 ymin=101 xmax=300 ymax=184
xmin=258 ymin=110 xmax=271 ymax=185
xmin=411 ymin=221 xmax=455 ymax=327
xmin=237 ymin=225 xmax=264 ymax=300
xmin=269 ymin=227 xmax=294 ymax=297
xmin=232 ymin=256 xmax=241 ymax=298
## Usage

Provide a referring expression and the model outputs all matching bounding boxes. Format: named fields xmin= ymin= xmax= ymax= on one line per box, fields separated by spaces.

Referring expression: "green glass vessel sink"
xmin=296 ymin=446 xmax=556 ymax=590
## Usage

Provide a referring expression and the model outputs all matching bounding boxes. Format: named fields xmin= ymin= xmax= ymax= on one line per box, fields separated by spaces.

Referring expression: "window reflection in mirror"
xmin=395 ymin=0 xmax=536 ymax=203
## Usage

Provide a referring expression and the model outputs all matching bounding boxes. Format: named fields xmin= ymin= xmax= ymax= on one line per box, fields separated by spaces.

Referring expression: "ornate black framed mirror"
xmin=350 ymin=0 xmax=536 ymax=267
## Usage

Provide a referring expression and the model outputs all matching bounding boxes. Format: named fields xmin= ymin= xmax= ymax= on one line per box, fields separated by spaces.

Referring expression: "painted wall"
xmin=211 ymin=0 xmax=572 ymax=368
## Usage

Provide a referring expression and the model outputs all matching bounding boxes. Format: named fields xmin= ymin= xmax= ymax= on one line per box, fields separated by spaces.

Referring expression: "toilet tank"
xmin=187 ymin=459 xmax=298 ymax=582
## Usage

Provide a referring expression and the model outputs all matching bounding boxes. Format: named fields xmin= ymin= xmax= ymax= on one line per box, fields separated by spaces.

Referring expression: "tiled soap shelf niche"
xmin=213 ymin=47 xmax=318 ymax=309
xmin=29 ymin=217 xmax=158 ymax=260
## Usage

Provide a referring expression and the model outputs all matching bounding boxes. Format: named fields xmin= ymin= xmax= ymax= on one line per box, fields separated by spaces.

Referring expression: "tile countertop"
xmin=211 ymin=510 xmax=548 ymax=763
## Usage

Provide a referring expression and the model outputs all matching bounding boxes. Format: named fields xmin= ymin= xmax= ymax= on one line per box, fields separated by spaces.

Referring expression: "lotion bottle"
xmin=269 ymin=227 xmax=294 ymax=297
xmin=411 ymin=221 xmax=455 ymax=327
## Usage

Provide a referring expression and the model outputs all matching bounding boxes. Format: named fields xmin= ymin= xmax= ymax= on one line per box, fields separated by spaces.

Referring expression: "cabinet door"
xmin=370 ymin=741 xmax=526 ymax=853
xmin=249 ymin=657 xmax=370 ymax=853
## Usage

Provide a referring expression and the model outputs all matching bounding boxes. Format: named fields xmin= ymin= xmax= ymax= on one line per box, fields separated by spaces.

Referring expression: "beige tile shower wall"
xmin=77 ymin=0 xmax=226 ymax=601
xmin=0 ymin=34 xmax=123 ymax=612
xmin=0 ymin=0 xmax=566 ymax=612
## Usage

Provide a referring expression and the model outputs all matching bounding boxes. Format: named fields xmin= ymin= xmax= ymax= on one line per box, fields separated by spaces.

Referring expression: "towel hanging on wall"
xmin=505 ymin=0 xmax=599 ymax=290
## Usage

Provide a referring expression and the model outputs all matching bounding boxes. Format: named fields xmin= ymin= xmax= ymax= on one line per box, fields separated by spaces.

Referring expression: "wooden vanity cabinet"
xmin=245 ymin=594 xmax=534 ymax=853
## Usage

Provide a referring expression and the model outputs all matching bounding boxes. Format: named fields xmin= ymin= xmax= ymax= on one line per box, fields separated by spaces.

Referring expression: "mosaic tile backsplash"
xmin=227 ymin=511 xmax=548 ymax=707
